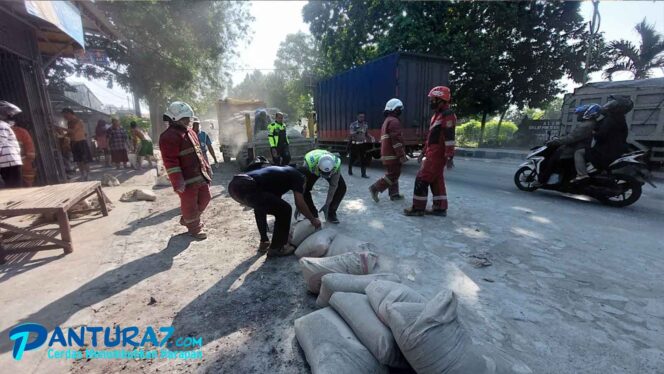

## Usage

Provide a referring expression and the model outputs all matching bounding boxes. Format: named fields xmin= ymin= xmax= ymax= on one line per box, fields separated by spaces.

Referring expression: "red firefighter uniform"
xmin=370 ymin=114 xmax=406 ymax=197
xmin=12 ymin=126 xmax=36 ymax=186
xmin=412 ymin=104 xmax=456 ymax=212
xmin=159 ymin=124 xmax=212 ymax=234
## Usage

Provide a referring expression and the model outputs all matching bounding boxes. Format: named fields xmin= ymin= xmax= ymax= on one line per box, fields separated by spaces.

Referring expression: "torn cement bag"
xmin=300 ymin=252 xmax=379 ymax=294
xmin=386 ymin=291 xmax=532 ymax=374
xmin=316 ymin=273 xmax=401 ymax=308
xmin=326 ymin=234 xmax=378 ymax=257
xmin=101 ymin=174 xmax=120 ymax=187
xmin=120 ymin=189 xmax=157 ymax=202
xmin=329 ymin=292 xmax=409 ymax=368
xmin=365 ymin=280 xmax=426 ymax=324
xmin=295 ymin=307 xmax=388 ymax=374
xmin=290 ymin=219 xmax=317 ymax=247
xmin=295 ymin=228 xmax=337 ymax=258
xmin=155 ymin=174 xmax=171 ymax=187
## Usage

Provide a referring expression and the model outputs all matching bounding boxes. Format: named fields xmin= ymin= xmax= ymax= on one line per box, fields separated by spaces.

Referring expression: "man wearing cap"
xmin=299 ymin=149 xmax=346 ymax=224
xmin=192 ymin=117 xmax=218 ymax=166
xmin=228 ymin=165 xmax=321 ymax=257
xmin=159 ymin=101 xmax=212 ymax=240
xmin=267 ymin=112 xmax=290 ymax=165
xmin=61 ymin=108 xmax=92 ymax=181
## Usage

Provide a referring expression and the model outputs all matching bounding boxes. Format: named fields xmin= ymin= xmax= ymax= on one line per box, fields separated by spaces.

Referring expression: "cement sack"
xmin=329 ymin=292 xmax=409 ymax=368
xmin=101 ymin=174 xmax=120 ymax=187
xmin=365 ymin=280 xmax=426 ymax=324
xmin=294 ymin=307 xmax=388 ymax=374
xmin=290 ymin=219 xmax=317 ymax=247
xmin=386 ymin=291 xmax=532 ymax=374
xmin=300 ymin=252 xmax=379 ymax=294
xmin=316 ymin=273 xmax=400 ymax=308
xmin=155 ymin=174 xmax=171 ymax=187
xmin=120 ymin=189 xmax=157 ymax=202
xmin=326 ymin=234 xmax=378 ymax=257
xmin=295 ymin=228 xmax=337 ymax=258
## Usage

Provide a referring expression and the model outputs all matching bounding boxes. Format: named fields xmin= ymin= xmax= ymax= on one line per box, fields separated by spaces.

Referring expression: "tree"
xmin=603 ymin=19 xmax=664 ymax=80
xmin=303 ymin=1 xmax=606 ymax=145
xmin=48 ymin=1 xmax=250 ymax=138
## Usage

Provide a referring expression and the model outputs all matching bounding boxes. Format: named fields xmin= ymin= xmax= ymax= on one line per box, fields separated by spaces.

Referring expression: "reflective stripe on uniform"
xmin=432 ymin=196 xmax=448 ymax=200
xmin=382 ymin=176 xmax=393 ymax=185
xmin=393 ymin=143 xmax=403 ymax=148
xmin=179 ymin=148 xmax=195 ymax=156
xmin=444 ymin=141 xmax=455 ymax=146
xmin=413 ymin=195 xmax=428 ymax=201
xmin=380 ymin=134 xmax=390 ymax=140
xmin=166 ymin=167 xmax=182 ymax=174
xmin=183 ymin=213 xmax=201 ymax=224
xmin=382 ymin=155 xmax=398 ymax=160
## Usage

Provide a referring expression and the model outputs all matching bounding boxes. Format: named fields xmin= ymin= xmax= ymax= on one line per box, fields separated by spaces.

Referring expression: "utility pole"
xmin=582 ymin=0 xmax=601 ymax=86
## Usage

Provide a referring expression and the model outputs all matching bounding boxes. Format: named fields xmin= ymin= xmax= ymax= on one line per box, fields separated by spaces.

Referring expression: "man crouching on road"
xmin=228 ymin=163 xmax=322 ymax=257
xmin=299 ymin=149 xmax=346 ymax=224
xmin=159 ymin=101 xmax=212 ymax=240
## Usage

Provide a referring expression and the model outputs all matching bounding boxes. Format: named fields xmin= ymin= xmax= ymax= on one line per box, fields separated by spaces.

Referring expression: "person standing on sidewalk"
xmin=192 ymin=117 xmax=218 ymax=166
xmin=130 ymin=121 xmax=155 ymax=169
xmin=404 ymin=86 xmax=457 ymax=217
xmin=0 ymin=101 xmax=23 ymax=188
xmin=159 ymin=101 xmax=212 ymax=240
xmin=61 ymin=108 xmax=92 ymax=180
xmin=107 ymin=118 xmax=130 ymax=169
xmin=228 ymin=165 xmax=321 ymax=257
xmin=347 ymin=111 xmax=373 ymax=178
xmin=95 ymin=119 xmax=111 ymax=167
xmin=369 ymin=98 xmax=407 ymax=202
xmin=268 ymin=112 xmax=290 ymax=165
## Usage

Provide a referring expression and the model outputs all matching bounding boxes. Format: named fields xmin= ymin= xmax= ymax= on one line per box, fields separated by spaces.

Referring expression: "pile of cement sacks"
xmin=290 ymin=223 xmax=532 ymax=374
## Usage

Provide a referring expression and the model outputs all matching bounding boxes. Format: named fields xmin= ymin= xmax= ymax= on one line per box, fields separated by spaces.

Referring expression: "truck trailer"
xmin=314 ymin=52 xmax=452 ymax=157
xmin=562 ymin=78 xmax=664 ymax=165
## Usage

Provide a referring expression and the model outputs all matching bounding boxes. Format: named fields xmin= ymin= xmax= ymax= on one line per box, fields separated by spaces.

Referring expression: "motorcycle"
xmin=513 ymin=144 xmax=655 ymax=207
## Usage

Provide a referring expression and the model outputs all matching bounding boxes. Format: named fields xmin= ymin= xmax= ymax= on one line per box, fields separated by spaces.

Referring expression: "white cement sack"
xmin=294 ymin=307 xmax=388 ymax=374
xmin=155 ymin=174 xmax=171 ymax=187
xmin=326 ymin=234 xmax=378 ymax=257
xmin=300 ymin=252 xmax=379 ymax=294
xmin=295 ymin=229 xmax=337 ymax=258
xmin=365 ymin=280 xmax=426 ymax=324
xmin=290 ymin=219 xmax=317 ymax=246
xmin=101 ymin=174 xmax=120 ymax=187
xmin=316 ymin=273 xmax=400 ymax=308
xmin=329 ymin=293 xmax=409 ymax=368
xmin=386 ymin=291 xmax=532 ymax=374
xmin=135 ymin=189 xmax=157 ymax=201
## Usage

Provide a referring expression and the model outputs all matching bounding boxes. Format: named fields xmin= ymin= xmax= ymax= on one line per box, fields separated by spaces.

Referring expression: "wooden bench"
xmin=0 ymin=181 xmax=109 ymax=264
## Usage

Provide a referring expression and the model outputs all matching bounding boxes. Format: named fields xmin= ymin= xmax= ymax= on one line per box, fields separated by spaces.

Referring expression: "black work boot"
xmin=426 ymin=209 xmax=447 ymax=217
xmin=267 ymin=244 xmax=296 ymax=258
xmin=348 ymin=168 xmax=353 ymax=176
xmin=327 ymin=212 xmax=340 ymax=224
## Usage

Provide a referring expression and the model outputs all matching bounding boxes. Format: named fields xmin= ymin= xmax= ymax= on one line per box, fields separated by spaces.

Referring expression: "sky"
xmin=72 ymin=0 xmax=664 ymax=111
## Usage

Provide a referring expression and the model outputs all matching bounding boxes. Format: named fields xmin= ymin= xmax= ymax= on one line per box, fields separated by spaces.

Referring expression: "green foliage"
xmin=604 ymin=19 xmax=664 ymax=80
xmin=119 ymin=115 xmax=151 ymax=132
xmin=456 ymin=119 xmax=518 ymax=147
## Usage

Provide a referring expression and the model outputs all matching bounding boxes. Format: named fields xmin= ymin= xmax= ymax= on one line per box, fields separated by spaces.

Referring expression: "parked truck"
xmin=561 ymin=77 xmax=664 ymax=165
xmin=216 ymin=98 xmax=314 ymax=169
xmin=314 ymin=52 xmax=452 ymax=157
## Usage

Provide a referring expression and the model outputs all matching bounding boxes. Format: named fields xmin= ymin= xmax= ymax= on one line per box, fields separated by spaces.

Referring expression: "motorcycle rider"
xmin=300 ymin=149 xmax=346 ymax=224
xmin=369 ymin=98 xmax=408 ymax=202
xmin=545 ymin=104 xmax=602 ymax=183
xmin=404 ymin=86 xmax=457 ymax=216
xmin=587 ymin=96 xmax=632 ymax=170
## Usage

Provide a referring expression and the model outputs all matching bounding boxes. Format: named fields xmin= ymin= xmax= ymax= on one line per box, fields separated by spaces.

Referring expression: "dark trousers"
xmin=348 ymin=143 xmax=370 ymax=175
xmin=273 ymin=146 xmax=291 ymax=166
xmin=303 ymin=171 xmax=347 ymax=217
xmin=249 ymin=192 xmax=292 ymax=248
xmin=0 ymin=165 xmax=23 ymax=188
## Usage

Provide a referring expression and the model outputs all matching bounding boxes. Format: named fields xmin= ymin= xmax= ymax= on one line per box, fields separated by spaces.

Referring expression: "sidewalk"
xmin=455 ymin=147 xmax=529 ymax=160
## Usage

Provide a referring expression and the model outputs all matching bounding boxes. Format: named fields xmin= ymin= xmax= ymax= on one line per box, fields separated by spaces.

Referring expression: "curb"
xmin=455 ymin=148 xmax=529 ymax=161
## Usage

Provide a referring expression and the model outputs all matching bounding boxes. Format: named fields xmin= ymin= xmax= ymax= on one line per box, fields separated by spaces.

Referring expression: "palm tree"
xmin=603 ymin=19 xmax=664 ymax=80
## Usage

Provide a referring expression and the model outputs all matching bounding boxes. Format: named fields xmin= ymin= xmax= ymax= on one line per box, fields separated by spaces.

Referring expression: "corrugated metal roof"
xmin=582 ymin=77 xmax=664 ymax=90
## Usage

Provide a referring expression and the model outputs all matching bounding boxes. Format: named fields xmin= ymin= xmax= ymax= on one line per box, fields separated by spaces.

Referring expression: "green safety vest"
xmin=305 ymin=149 xmax=341 ymax=176
xmin=267 ymin=122 xmax=289 ymax=148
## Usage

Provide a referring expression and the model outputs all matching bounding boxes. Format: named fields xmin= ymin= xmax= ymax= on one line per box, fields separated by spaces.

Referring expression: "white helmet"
xmin=318 ymin=154 xmax=336 ymax=178
xmin=165 ymin=101 xmax=194 ymax=121
xmin=384 ymin=98 xmax=403 ymax=112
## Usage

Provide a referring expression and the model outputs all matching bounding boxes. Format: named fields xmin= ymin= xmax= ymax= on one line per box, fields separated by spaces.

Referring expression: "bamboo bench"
xmin=0 ymin=181 xmax=109 ymax=264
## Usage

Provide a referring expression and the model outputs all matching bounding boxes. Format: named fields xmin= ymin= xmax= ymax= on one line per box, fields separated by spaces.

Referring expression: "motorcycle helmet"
xmin=428 ymin=86 xmax=451 ymax=101
xmin=317 ymin=153 xmax=336 ymax=178
xmin=582 ymin=104 xmax=602 ymax=120
xmin=384 ymin=98 xmax=404 ymax=112
xmin=165 ymin=101 xmax=194 ymax=121
xmin=0 ymin=100 xmax=22 ymax=121
xmin=574 ymin=104 xmax=590 ymax=122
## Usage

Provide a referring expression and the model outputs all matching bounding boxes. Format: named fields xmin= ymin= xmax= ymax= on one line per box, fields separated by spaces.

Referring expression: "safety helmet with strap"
xmin=384 ymin=98 xmax=404 ymax=112
xmin=428 ymin=86 xmax=451 ymax=102
xmin=165 ymin=101 xmax=194 ymax=122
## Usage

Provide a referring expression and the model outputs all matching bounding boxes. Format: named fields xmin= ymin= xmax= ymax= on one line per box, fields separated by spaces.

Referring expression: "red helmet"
xmin=428 ymin=86 xmax=451 ymax=101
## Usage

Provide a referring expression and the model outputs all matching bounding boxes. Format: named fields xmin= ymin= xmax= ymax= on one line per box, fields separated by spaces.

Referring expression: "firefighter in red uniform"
xmin=369 ymin=98 xmax=408 ymax=202
xmin=404 ymin=86 xmax=456 ymax=217
xmin=159 ymin=101 xmax=212 ymax=239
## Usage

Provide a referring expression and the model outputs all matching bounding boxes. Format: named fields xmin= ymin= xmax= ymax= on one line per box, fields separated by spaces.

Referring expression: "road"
xmin=333 ymin=157 xmax=664 ymax=374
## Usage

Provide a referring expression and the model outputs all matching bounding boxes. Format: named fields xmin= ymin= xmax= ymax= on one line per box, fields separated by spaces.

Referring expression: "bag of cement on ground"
xmin=316 ymin=273 xmax=400 ymax=308
xmin=295 ymin=228 xmax=337 ymax=258
xmin=120 ymin=189 xmax=157 ymax=202
xmin=365 ymin=280 xmax=426 ymax=324
xmin=326 ymin=234 xmax=378 ymax=257
xmin=101 ymin=174 xmax=120 ymax=187
xmin=290 ymin=219 xmax=317 ymax=246
xmin=295 ymin=307 xmax=388 ymax=374
xmin=386 ymin=291 xmax=532 ymax=374
xmin=155 ymin=174 xmax=171 ymax=187
xmin=329 ymin=292 xmax=409 ymax=368
xmin=300 ymin=252 xmax=379 ymax=294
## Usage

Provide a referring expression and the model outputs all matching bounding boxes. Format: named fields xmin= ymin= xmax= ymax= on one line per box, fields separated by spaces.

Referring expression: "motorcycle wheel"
xmin=597 ymin=174 xmax=642 ymax=207
xmin=514 ymin=166 xmax=539 ymax=192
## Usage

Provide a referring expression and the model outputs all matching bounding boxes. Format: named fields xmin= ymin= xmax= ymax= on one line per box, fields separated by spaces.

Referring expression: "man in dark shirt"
xmin=228 ymin=165 xmax=321 ymax=257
